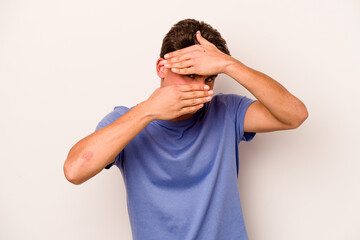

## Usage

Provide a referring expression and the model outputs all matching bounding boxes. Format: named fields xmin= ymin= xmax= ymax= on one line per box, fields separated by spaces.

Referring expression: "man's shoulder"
xmin=95 ymin=106 xmax=130 ymax=131
xmin=208 ymin=93 xmax=255 ymax=117
xmin=211 ymin=93 xmax=245 ymax=106
xmin=105 ymin=105 xmax=131 ymax=120
xmin=113 ymin=105 xmax=130 ymax=114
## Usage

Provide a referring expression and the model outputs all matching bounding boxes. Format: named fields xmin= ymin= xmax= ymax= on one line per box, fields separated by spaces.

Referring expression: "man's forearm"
xmin=64 ymin=84 xmax=212 ymax=185
xmin=64 ymin=102 xmax=153 ymax=185
xmin=224 ymin=58 xmax=308 ymax=126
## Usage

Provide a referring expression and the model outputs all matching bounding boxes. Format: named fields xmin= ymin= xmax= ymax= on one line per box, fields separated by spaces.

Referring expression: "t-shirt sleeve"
xmin=94 ymin=106 xmax=130 ymax=170
xmin=226 ymin=94 xmax=258 ymax=143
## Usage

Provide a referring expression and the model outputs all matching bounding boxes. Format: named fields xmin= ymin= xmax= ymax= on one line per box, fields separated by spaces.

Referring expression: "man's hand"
xmin=161 ymin=31 xmax=233 ymax=76
xmin=144 ymin=84 xmax=214 ymax=121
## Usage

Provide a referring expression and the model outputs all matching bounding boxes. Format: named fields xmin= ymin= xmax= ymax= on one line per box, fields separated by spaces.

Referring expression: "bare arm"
xmin=163 ymin=31 xmax=308 ymax=133
xmin=63 ymin=103 xmax=153 ymax=185
xmin=224 ymin=59 xmax=308 ymax=132
xmin=63 ymin=84 xmax=213 ymax=185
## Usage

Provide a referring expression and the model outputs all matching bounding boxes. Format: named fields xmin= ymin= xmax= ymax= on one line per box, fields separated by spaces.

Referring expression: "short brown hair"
xmin=160 ymin=19 xmax=230 ymax=58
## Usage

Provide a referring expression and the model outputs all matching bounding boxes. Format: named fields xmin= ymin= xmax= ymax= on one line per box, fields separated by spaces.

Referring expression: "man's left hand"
xmin=162 ymin=31 xmax=233 ymax=76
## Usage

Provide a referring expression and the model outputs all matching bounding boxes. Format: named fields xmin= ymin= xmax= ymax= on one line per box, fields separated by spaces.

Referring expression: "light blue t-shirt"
xmin=95 ymin=93 xmax=257 ymax=240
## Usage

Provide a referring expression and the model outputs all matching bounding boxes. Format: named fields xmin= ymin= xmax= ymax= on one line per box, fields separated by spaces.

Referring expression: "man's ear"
xmin=156 ymin=58 xmax=166 ymax=78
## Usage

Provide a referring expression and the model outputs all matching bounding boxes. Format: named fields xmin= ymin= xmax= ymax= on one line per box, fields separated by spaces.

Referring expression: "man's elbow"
xmin=290 ymin=106 xmax=309 ymax=129
xmin=63 ymin=160 xmax=85 ymax=185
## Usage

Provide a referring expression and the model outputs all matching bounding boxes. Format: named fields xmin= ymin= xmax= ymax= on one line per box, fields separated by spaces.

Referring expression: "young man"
xmin=64 ymin=19 xmax=308 ymax=240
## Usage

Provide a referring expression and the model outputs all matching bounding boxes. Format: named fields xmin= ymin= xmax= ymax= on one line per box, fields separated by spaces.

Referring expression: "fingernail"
xmin=208 ymin=90 xmax=214 ymax=95
xmin=204 ymin=85 xmax=210 ymax=90
xmin=164 ymin=54 xmax=169 ymax=58
xmin=161 ymin=60 xmax=167 ymax=64
xmin=206 ymin=96 xmax=211 ymax=101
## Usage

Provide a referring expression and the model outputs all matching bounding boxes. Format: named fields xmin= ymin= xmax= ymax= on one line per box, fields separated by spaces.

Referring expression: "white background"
xmin=1 ymin=0 xmax=359 ymax=239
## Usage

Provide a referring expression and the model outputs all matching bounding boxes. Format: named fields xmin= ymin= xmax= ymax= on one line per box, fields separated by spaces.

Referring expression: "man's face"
xmin=156 ymin=58 xmax=217 ymax=89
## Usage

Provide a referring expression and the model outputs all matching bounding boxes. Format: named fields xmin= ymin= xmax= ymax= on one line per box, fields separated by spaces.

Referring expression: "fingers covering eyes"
xmin=167 ymin=59 xmax=193 ymax=69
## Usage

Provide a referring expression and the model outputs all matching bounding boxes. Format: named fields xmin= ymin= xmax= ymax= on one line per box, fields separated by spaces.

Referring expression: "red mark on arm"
xmin=81 ymin=151 xmax=94 ymax=161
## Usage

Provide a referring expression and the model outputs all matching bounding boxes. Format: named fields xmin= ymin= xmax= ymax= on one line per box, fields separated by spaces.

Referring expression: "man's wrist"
xmin=223 ymin=57 xmax=248 ymax=78
xmin=134 ymin=100 xmax=157 ymax=123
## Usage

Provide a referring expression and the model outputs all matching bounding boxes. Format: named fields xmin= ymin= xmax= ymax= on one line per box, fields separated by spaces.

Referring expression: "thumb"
xmin=196 ymin=30 xmax=212 ymax=46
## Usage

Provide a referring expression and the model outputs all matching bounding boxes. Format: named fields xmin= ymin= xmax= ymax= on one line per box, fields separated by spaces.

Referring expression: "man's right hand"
xmin=143 ymin=84 xmax=214 ymax=121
